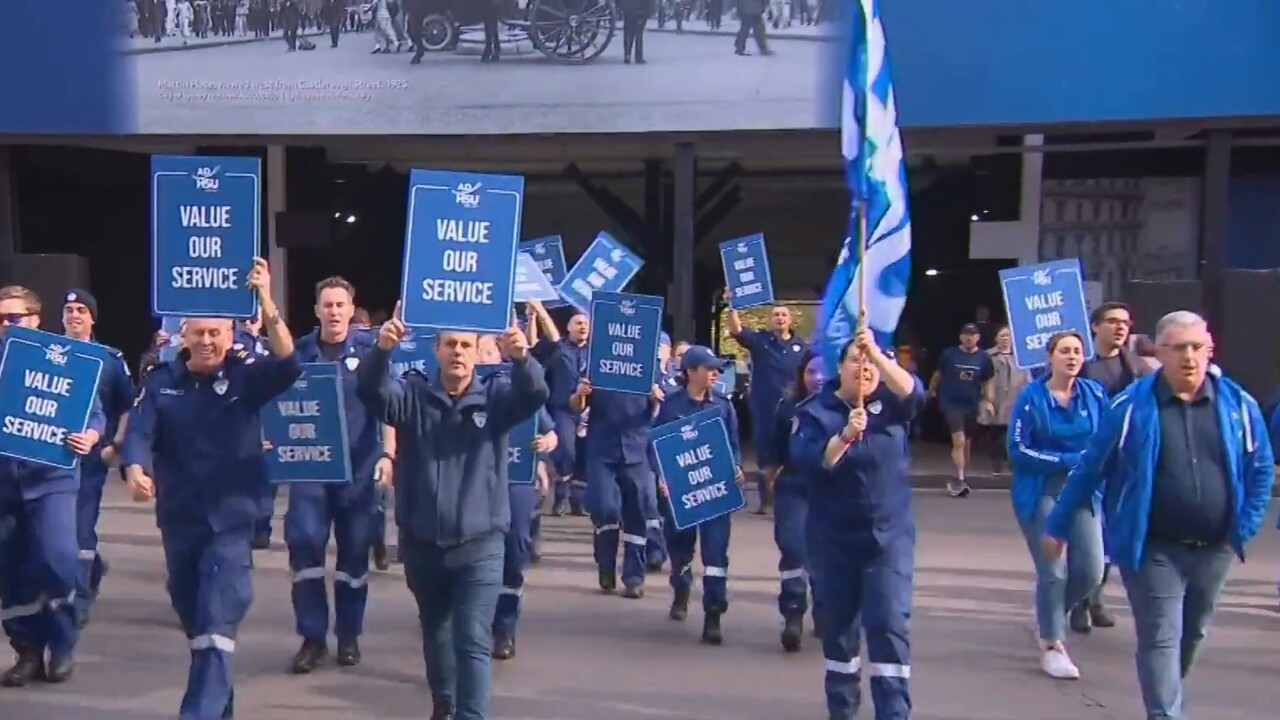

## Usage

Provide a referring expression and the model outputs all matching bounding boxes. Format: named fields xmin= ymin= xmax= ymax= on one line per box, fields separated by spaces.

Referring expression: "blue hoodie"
xmin=1046 ymin=372 xmax=1274 ymax=570
xmin=1006 ymin=376 xmax=1107 ymax=523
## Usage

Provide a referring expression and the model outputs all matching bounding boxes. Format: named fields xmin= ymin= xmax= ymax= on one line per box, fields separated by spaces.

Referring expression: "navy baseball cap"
xmin=960 ymin=323 xmax=980 ymax=335
xmin=680 ymin=345 xmax=725 ymax=371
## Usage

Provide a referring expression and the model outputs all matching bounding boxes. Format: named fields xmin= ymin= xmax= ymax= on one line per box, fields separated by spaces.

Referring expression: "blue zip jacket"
xmin=1272 ymin=404 xmax=1280 ymax=530
xmin=1045 ymin=372 xmax=1274 ymax=570
xmin=356 ymin=347 xmax=549 ymax=547
xmin=1007 ymin=376 xmax=1107 ymax=523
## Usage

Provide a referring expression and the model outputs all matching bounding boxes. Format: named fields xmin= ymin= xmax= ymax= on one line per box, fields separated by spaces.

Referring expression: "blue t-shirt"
xmin=936 ymin=346 xmax=994 ymax=412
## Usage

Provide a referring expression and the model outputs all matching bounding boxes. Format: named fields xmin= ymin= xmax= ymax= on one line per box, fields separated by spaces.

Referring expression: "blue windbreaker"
xmin=1045 ymin=372 xmax=1274 ymax=570
xmin=1006 ymin=376 xmax=1108 ymax=523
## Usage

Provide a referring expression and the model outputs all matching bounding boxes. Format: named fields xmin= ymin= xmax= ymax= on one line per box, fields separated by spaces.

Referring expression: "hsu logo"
xmin=619 ymin=300 xmax=636 ymax=316
xmin=1031 ymin=269 xmax=1052 ymax=286
xmin=453 ymin=182 xmax=482 ymax=209
xmin=534 ymin=243 xmax=545 ymax=255
xmin=45 ymin=344 xmax=69 ymax=367
xmin=192 ymin=166 xmax=221 ymax=192
xmin=736 ymin=243 xmax=748 ymax=253
xmin=679 ymin=424 xmax=698 ymax=441
xmin=609 ymin=248 xmax=625 ymax=262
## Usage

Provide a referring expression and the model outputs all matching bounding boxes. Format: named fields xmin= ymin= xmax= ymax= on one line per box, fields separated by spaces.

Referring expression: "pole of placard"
xmin=853 ymin=201 xmax=869 ymax=409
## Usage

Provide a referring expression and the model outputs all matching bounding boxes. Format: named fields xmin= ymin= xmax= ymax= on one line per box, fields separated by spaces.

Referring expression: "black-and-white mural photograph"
xmin=119 ymin=0 xmax=843 ymax=134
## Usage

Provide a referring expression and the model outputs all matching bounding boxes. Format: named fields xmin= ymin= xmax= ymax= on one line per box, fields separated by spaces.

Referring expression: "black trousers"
xmin=328 ymin=19 xmax=340 ymax=46
xmin=734 ymin=11 xmax=769 ymax=53
xmin=622 ymin=12 xmax=646 ymax=60
xmin=480 ymin=2 xmax=501 ymax=58
xmin=283 ymin=21 xmax=299 ymax=49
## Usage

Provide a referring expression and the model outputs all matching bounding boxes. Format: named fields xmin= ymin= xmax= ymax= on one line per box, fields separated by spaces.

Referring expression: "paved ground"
xmin=5 ymin=483 xmax=1279 ymax=719
xmin=128 ymin=27 xmax=828 ymax=134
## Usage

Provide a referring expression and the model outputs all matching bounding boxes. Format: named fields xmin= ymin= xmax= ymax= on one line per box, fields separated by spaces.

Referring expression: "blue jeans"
xmin=1119 ymin=540 xmax=1234 ymax=719
xmin=401 ymin=532 xmax=504 ymax=720
xmin=1016 ymin=494 xmax=1104 ymax=643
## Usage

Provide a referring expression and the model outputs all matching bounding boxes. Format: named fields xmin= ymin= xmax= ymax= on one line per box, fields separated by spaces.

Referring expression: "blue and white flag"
xmin=817 ymin=0 xmax=912 ymax=372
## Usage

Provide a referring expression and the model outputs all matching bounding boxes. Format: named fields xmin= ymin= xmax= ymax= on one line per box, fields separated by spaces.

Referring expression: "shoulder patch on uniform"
xmin=234 ymin=349 xmax=250 ymax=361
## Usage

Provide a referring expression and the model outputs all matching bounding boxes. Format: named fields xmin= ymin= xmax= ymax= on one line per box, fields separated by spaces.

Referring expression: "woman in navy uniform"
xmin=768 ymin=351 xmax=825 ymax=651
xmin=790 ymin=330 xmax=922 ymax=720
xmin=654 ymin=346 xmax=744 ymax=644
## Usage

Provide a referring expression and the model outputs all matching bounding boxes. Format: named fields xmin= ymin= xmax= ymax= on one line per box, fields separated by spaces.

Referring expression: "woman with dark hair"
xmin=1007 ymin=330 xmax=1107 ymax=679
xmin=766 ymin=351 xmax=825 ymax=651
xmin=789 ymin=331 xmax=923 ymax=720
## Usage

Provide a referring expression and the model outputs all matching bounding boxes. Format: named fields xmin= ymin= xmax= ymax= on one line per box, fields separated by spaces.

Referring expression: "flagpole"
xmin=854 ymin=199 xmax=868 ymax=409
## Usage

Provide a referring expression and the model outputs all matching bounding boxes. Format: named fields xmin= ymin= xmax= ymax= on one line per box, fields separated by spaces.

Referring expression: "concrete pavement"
xmin=129 ymin=30 xmax=826 ymax=134
xmin=5 ymin=482 xmax=1279 ymax=719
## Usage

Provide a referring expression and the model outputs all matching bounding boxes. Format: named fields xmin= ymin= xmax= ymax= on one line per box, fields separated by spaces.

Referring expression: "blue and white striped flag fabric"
xmin=816 ymin=0 xmax=912 ymax=373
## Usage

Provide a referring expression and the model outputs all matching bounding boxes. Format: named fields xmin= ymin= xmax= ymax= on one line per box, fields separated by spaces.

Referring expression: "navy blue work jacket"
xmin=356 ymin=347 xmax=549 ymax=547
xmin=790 ymin=379 xmax=924 ymax=543
xmin=122 ymin=346 xmax=302 ymax=532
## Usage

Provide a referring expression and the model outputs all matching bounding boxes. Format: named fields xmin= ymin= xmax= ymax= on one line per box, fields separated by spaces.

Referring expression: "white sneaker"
xmin=1040 ymin=646 xmax=1080 ymax=680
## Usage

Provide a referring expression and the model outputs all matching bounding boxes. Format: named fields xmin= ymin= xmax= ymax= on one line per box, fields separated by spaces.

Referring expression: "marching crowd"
xmin=0 ymin=263 xmax=1278 ymax=720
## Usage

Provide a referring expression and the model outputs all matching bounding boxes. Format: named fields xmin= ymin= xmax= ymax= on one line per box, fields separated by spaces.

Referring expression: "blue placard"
xmin=651 ymin=408 xmax=746 ymax=531
xmin=151 ymin=155 xmax=261 ymax=319
xmin=719 ymin=234 xmax=776 ymax=310
xmin=520 ymin=236 xmax=568 ymax=307
xmin=390 ymin=329 xmax=439 ymax=379
xmin=999 ymin=258 xmax=1096 ymax=369
xmin=513 ymin=252 xmax=561 ymax=303
xmin=400 ymin=170 xmax=524 ymax=332
xmin=506 ymin=418 xmax=538 ymax=485
xmin=713 ymin=360 xmax=738 ymax=397
xmin=558 ymin=232 xmax=644 ymax=313
xmin=0 ymin=327 xmax=105 ymax=469
xmin=587 ymin=292 xmax=664 ymax=395
xmin=261 ymin=363 xmax=353 ymax=484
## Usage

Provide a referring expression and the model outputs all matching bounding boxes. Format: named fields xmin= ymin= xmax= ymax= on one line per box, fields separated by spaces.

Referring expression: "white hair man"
xmin=1041 ymin=310 xmax=1274 ymax=717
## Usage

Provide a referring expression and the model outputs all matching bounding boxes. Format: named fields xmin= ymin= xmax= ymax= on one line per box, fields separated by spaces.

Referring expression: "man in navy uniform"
xmin=59 ymin=288 xmax=136 ymax=628
xmin=0 ymin=285 xmax=106 ymax=687
xmin=121 ymin=259 xmax=300 ymax=720
xmin=726 ymin=297 xmax=808 ymax=513
xmin=538 ymin=309 xmax=589 ymax=517
xmin=357 ymin=303 xmax=548 ymax=720
xmin=790 ymin=331 xmax=922 ymax=720
xmin=286 ymin=277 xmax=397 ymax=673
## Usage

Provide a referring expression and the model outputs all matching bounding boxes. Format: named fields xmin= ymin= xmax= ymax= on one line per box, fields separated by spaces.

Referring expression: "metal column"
xmin=0 ymin=148 xmax=15 ymax=285
xmin=266 ymin=145 xmax=289 ymax=322
xmin=672 ymin=142 xmax=696 ymax=343
xmin=1198 ymin=130 xmax=1231 ymax=338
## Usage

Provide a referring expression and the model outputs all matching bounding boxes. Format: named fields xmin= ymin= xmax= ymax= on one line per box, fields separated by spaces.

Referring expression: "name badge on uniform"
xmin=213 ymin=378 xmax=229 ymax=395
xmin=868 ymin=400 xmax=883 ymax=415
xmin=473 ymin=411 xmax=487 ymax=428
xmin=344 ymin=356 xmax=360 ymax=372
xmin=792 ymin=344 xmax=801 ymax=352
